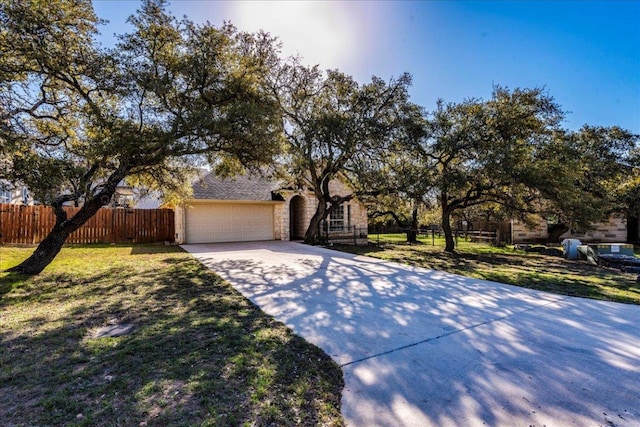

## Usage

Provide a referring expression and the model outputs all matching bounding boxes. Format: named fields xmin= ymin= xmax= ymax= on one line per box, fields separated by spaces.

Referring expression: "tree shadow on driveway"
xmin=185 ymin=241 xmax=640 ymax=427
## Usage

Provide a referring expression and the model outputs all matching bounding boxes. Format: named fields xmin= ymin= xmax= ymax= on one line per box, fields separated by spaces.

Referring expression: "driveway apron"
xmin=183 ymin=241 xmax=640 ymax=427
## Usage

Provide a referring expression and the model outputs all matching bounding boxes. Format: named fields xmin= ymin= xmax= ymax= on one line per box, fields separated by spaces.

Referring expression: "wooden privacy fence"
xmin=0 ymin=204 xmax=175 ymax=244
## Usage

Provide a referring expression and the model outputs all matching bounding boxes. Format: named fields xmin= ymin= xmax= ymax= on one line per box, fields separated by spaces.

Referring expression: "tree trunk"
xmin=406 ymin=206 xmax=419 ymax=243
xmin=8 ymin=223 xmax=74 ymax=275
xmin=304 ymin=200 xmax=327 ymax=244
xmin=8 ymin=199 xmax=108 ymax=275
xmin=7 ymin=166 xmax=127 ymax=275
xmin=442 ymin=206 xmax=455 ymax=253
xmin=547 ymin=223 xmax=570 ymax=244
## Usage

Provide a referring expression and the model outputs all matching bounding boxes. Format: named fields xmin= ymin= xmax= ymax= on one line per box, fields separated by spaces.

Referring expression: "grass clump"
xmin=337 ymin=234 xmax=639 ymax=305
xmin=0 ymin=244 xmax=343 ymax=426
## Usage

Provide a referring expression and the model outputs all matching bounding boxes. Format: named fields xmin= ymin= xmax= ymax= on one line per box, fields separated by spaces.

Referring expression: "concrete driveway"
xmin=183 ymin=241 xmax=640 ymax=426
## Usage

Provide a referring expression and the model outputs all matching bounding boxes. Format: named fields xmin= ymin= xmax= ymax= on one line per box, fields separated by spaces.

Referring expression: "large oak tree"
xmin=271 ymin=60 xmax=423 ymax=243
xmin=364 ymin=145 xmax=434 ymax=243
xmin=416 ymin=87 xmax=565 ymax=251
xmin=531 ymin=125 xmax=639 ymax=242
xmin=0 ymin=0 xmax=281 ymax=274
xmin=408 ymin=88 xmax=638 ymax=251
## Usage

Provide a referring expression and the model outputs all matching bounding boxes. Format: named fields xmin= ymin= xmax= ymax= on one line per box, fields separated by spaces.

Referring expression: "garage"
xmin=185 ymin=202 xmax=274 ymax=244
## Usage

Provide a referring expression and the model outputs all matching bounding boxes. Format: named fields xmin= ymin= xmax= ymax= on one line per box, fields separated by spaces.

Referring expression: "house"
xmin=511 ymin=216 xmax=627 ymax=243
xmin=0 ymin=178 xmax=161 ymax=209
xmin=112 ymin=183 xmax=163 ymax=209
xmin=0 ymin=182 xmax=31 ymax=205
xmin=174 ymin=171 xmax=368 ymax=244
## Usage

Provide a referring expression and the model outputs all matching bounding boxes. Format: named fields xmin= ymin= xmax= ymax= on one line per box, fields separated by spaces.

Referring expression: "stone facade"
xmin=511 ymin=218 xmax=548 ymax=243
xmin=277 ymin=178 xmax=368 ymax=242
xmin=512 ymin=216 xmax=627 ymax=243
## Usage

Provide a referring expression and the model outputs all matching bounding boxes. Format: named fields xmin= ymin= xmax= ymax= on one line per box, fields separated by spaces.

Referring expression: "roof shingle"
xmin=192 ymin=171 xmax=284 ymax=201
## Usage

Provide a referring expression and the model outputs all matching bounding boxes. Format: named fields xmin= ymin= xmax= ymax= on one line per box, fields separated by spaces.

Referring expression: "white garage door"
xmin=185 ymin=203 xmax=274 ymax=244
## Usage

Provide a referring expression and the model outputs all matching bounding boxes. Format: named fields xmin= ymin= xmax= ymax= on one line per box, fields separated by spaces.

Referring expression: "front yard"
xmin=2 ymin=236 xmax=637 ymax=426
xmin=336 ymin=234 xmax=640 ymax=305
xmin=0 ymin=245 xmax=344 ymax=427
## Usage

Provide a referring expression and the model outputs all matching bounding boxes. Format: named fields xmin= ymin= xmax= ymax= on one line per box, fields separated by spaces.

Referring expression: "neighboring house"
xmin=112 ymin=183 xmax=163 ymax=209
xmin=131 ymin=191 xmax=163 ymax=209
xmin=511 ymin=216 xmax=627 ymax=243
xmin=112 ymin=184 xmax=135 ymax=208
xmin=1 ymin=179 xmax=160 ymax=209
xmin=174 ymin=171 xmax=368 ymax=244
xmin=0 ymin=182 xmax=31 ymax=205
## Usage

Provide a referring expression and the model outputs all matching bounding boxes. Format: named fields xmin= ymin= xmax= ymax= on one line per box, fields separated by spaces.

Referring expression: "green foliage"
xmin=273 ymin=60 xmax=423 ymax=241
xmin=0 ymin=0 xmax=281 ymax=207
xmin=536 ymin=125 xmax=638 ymax=230
xmin=380 ymin=85 xmax=639 ymax=250
xmin=364 ymin=122 xmax=433 ymax=230
xmin=0 ymin=0 xmax=283 ymax=273
xmin=418 ymin=87 xmax=566 ymax=250
xmin=429 ymin=87 xmax=563 ymax=210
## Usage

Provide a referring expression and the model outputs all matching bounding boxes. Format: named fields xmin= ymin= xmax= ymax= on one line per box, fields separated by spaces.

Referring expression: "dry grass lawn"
xmin=0 ymin=244 xmax=344 ymax=427
xmin=337 ymin=234 xmax=640 ymax=305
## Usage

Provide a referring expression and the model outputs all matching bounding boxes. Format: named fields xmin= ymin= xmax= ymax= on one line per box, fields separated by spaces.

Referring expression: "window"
xmin=329 ymin=204 xmax=344 ymax=231
xmin=347 ymin=204 xmax=352 ymax=228
xmin=0 ymin=187 xmax=10 ymax=204
xmin=21 ymin=187 xmax=29 ymax=204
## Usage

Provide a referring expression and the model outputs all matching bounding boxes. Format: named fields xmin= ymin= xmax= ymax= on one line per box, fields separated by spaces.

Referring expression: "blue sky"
xmin=93 ymin=0 xmax=640 ymax=133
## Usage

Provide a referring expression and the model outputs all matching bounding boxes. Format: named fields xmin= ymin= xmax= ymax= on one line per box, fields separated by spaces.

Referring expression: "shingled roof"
xmin=192 ymin=170 xmax=284 ymax=201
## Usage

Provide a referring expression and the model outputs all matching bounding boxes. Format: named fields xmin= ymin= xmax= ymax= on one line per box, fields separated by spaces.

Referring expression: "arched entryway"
xmin=289 ymin=195 xmax=306 ymax=240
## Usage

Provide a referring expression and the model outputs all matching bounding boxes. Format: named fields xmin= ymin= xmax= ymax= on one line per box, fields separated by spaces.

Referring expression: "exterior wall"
xmin=511 ymin=218 xmax=548 ymax=243
xmin=347 ymin=200 xmax=368 ymax=231
xmin=559 ymin=217 xmax=626 ymax=242
xmin=280 ymin=190 xmax=316 ymax=241
xmin=327 ymin=179 xmax=368 ymax=231
xmin=290 ymin=196 xmax=308 ymax=239
xmin=131 ymin=189 xmax=163 ymax=209
xmin=273 ymin=203 xmax=284 ymax=240
xmin=512 ymin=216 xmax=627 ymax=243
xmin=278 ymin=179 xmax=368 ymax=241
